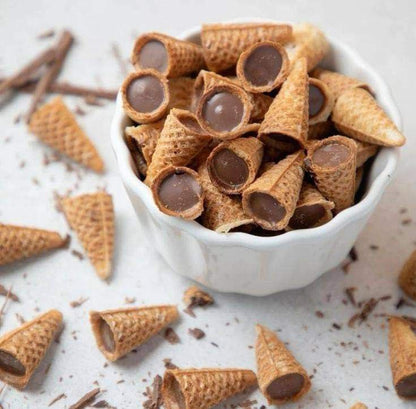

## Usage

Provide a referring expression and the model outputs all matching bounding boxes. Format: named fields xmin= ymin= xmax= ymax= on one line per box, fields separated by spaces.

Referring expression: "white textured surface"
xmin=0 ymin=1 xmax=415 ymax=408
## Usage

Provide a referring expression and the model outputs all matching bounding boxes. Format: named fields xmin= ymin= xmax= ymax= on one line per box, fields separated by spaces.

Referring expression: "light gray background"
xmin=0 ymin=0 xmax=415 ymax=408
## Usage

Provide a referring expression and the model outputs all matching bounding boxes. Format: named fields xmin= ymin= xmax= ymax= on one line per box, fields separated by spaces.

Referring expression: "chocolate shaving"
xmin=92 ymin=400 xmax=117 ymax=408
xmin=15 ymin=313 xmax=25 ymax=324
xmin=188 ymin=328 xmax=205 ymax=339
xmin=69 ymin=388 xmax=100 ymax=409
xmin=315 ymin=311 xmax=324 ymax=318
xmin=163 ymin=358 xmax=178 ymax=370
xmin=74 ymin=106 xmax=86 ymax=116
xmin=48 ymin=393 xmax=66 ymax=406
xmin=348 ymin=298 xmax=379 ymax=328
xmin=38 ymin=29 xmax=56 ymax=40
xmin=396 ymin=297 xmax=416 ymax=309
xmin=70 ymin=297 xmax=88 ymax=308
xmin=345 ymin=287 xmax=357 ymax=307
xmin=71 ymin=250 xmax=85 ymax=260
xmin=0 ymin=284 xmax=19 ymax=302
xmin=349 ymin=246 xmax=358 ymax=261
xmin=143 ymin=375 xmax=163 ymax=409
xmin=163 ymin=328 xmax=180 ymax=344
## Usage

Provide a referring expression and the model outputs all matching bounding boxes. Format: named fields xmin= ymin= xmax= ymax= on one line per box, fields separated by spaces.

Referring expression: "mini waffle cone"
xmin=90 ymin=305 xmax=178 ymax=361
xmin=332 ymin=88 xmax=405 ymax=147
xmin=0 ymin=310 xmax=62 ymax=389
xmin=199 ymin=163 xmax=252 ymax=233
xmin=255 ymin=324 xmax=311 ymax=404
xmin=285 ymin=23 xmax=329 ymax=71
xmin=399 ymin=250 xmax=416 ymax=300
xmin=168 ymin=77 xmax=195 ymax=111
xmin=242 ymin=151 xmax=304 ymax=230
xmin=131 ymin=32 xmax=205 ymax=77
xmin=259 ymin=58 xmax=309 ymax=152
xmin=350 ymin=403 xmax=368 ymax=409
xmin=61 ymin=192 xmax=114 ymax=280
xmin=201 ymin=22 xmax=292 ymax=73
xmin=145 ymin=109 xmax=211 ymax=185
xmin=308 ymin=120 xmax=336 ymax=140
xmin=312 ymin=67 xmax=373 ymax=100
xmin=355 ymin=167 xmax=364 ymax=194
xmin=305 ymin=135 xmax=357 ymax=212
xmin=355 ymin=140 xmax=378 ymax=168
xmin=162 ymin=367 xmax=257 ymax=409
xmin=389 ymin=316 xmax=416 ymax=399
xmin=236 ymin=41 xmax=290 ymax=93
xmin=308 ymin=78 xmax=335 ymax=125
xmin=0 ymin=224 xmax=67 ymax=266
xmin=121 ymin=70 xmax=169 ymax=124
xmin=29 ymin=96 xmax=104 ymax=172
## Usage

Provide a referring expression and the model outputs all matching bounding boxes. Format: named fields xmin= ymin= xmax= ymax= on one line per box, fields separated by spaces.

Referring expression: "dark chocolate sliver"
xmin=309 ymin=84 xmax=325 ymax=117
xmin=397 ymin=373 xmax=416 ymax=398
xmin=99 ymin=319 xmax=115 ymax=353
xmin=312 ymin=143 xmax=350 ymax=168
xmin=0 ymin=350 xmax=26 ymax=376
xmin=289 ymin=204 xmax=326 ymax=229
xmin=266 ymin=373 xmax=305 ymax=400
xmin=249 ymin=192 xmax=286 ymax=224
xmin=126 ymin=75 xmax=165 ymax=113
xmin=138 ymin=40 xmax=168 ymax=73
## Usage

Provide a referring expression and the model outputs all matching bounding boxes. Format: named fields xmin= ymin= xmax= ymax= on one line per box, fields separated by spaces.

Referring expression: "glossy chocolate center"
xmin=210 ymin=149 xmax=249 ymax=189
xmin=312 ymin=143 xmax=350 ymax=168
xmin=202 ymin=91 xmax=244 ymax=132
xmin=266 ymin=373 xmax=305 ymax=400
xmin=0 ymin=350 xmax=25 ymax=376
xmin=99 ymin=319 xmax=115 ymax=352
xmin=289 ymin=204 xmax=326 ymax=229
xmin=244 ymin=45 xmax=283 ymax=87
xmin=126 ymin=75 xmax=165 ymax=113
xmin=397 ymin=373 xmax=416 ymax=398
xmin=249 ymin=192 xmax=286 ymax=224
xmin=158 ymin=171 xmax=201 ymax=212
xmin=138 ymin=40 xmax=168 ymax=73
xmin=309 ymin=84 xmax=325 ymax=117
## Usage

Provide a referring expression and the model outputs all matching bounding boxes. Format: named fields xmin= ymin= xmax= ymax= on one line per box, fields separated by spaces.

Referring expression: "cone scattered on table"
xmin=90 ymin=305 xmax=178 ymax=361
xmin=0 ymin=310 xmax=62 ymax=389
xmin=28 ymin=96 xmax=104 ymax=172
xmin=399 ymin=250 xmax=416 ymax=301
xmin=0 ymin=224 xmax=68 ymax=266
xmin=162 ymin=367 xmax=257 ymax=409
xmin=255 ymin=324 xmax=311 ymax=404
xmin=61 ymin=192 xmax=114 ymax=280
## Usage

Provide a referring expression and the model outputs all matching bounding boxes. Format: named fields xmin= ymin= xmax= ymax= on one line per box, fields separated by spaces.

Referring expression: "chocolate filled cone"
xmin=168 ymin=77 xmax=195 ymax=111
xmin=355 ymin=140 xmax=378 ymax=168
xmin=201 ymin=22 xmax=292 ymax=73
xmin=259 ymin=58 xmax=309 ymax=152
xmin=305 ymin=136 xmax=357 ymax=212
xmin=29 ymin=96 xmax=104 ymax=172
xmin=350 ymin=403 xmax=368 ymax=409
xmin=0 ymin=224 xmax=67 ymax=266
xmin=61 ymin=192 xmax=114 ymax=280
xmin=332 ymin=88 xmax=405 ymax=147
xmin=162 ymin=367 xmax=257 ymax=409
xmin=0 ymin=310 xmax=62 ymax=389
xmin=389 ymin=316 xmax=416 ymax=399
xmin=145 ymin=109 xmax=211 ymax=185
xmin=90 ymin=305 xmax=178 ymax=361
xmin=308 ymin=78 xmax=334 ymax=125
xmin=399 ymin=250 xmax=416 ymax=301
xmin=242 ymin=151 xmax=304 ymax=231
xmin=199 ymin=163 xmax=252 ymax=233
xmin=285 ymin=23 xmax=329 ymax=71
xmin=255 ymin=324 xmax=311 ymax=404
xmin=207 ymin=137 xmax=264 ymax=194
xmin=308 ymin=120 xmax=336 ymax=140
xmin=131 ymin=32 xmax=205 ymax=77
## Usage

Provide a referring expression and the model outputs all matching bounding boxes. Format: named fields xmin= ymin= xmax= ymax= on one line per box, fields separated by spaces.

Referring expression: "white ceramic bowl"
xmin=111 ymin=20 xmax=401 ymax=296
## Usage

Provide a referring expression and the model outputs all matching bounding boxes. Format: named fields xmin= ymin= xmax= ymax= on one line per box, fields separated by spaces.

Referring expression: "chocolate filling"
xmin=243 ymin=45 xmax=283 ymax=87
xmin=249 ymin=192 xmax=286 ymax=224
xmin=309 ymin=84 xmax=325 ymax=117
xmin=158 ymin=171 xmax=202 ymax=212
xmin=289 ymin=204 xmax=326 ymax=229
xmin=266 ymin=373 xmax=305 ymax=400
xmin=0 ymin=350 xmax=26 ymax=376
xmin=210 ymin=148 xmax=249 ymax=190
xmin=138 ymin=40 xmax=168 ymax=73
xmin=312 ymin=143 xmax=350 ymax=168
xmin=99 ymin=318 xmax=115 ymax=353
xmin=202 ymin=91 xmax=244 ymax=132
xmin=397 ymin=373 xmax=416 ymax=398
xmin=126 ymin=75 xmax=165 ymax=113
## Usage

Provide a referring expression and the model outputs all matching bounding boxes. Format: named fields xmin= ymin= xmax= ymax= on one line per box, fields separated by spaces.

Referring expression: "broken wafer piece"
xmin=183 ymin=285 xmax=214 ymax=309
xmin=332 ymin=88 xmax=405 ymax=147
xmin=162 ymin=367 xmax=257 ymax=409
xmin=242 ymin=151 xmax=304 ymax=231
xmin=28 ymin=96 xmax=104 ymax=172
xmin=131 ymin=33 xmax=205 ymax=77
xmin=121 ymin=69 xmax=169 ymax=124
xmin=90 ymin=305 xmax=178 ymax=361
xmin=0 ymin=309 xmax=62 ymax=389
xmin=255 ymin=324 xmax=311 ymax=404
xmin=350 ymin=403 xmax=368 ymax=409
xmin=308 ymin=78 xmax=334 ymax=125
xmin=0 ymin=224 xmax=67 ymax=266
xmin=399 ymin=250 xmax=416 ymax=301
xmin=389 ymin=316 xmax=416 ymax=399
xmin=61 ymin=192 xmax=114 ymax=280
xmin=355 ymin=140 xmax=378 ymax=168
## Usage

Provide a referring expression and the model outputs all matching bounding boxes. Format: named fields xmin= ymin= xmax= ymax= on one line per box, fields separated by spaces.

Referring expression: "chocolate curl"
xmin=308 ymin=120 xmax=336 ymax=140
xmin=242 ymin=151 xmax=304 ymax=231
xmin=201 ymin=22 xmax=292 ymax=73
xmin=121 ymin=69 xmax=170 ymax=124
xmin=207 ymin=137 xmax=264 ymax=194
xmin=305 ymin=135 xmax=357 ymax=212
xmin=90 ymin=305 xmax=178 ymax=361
xmin=389 ymin=316 xmax=416 ymax=399
xmin=61 ymin=192 xmax=114 ymax=280
xmin=332 ymin=88 xmax=405 ymax=147
xmin=355 ymin=167 xmax=364 ymax=194
xmin=162 ymin=368 xmax=257 ymax=409
xmin=399 ymin=250 xmax=416 ymax=301
xmin=29 ymin=96 xmax=104 ymax=172
xmin=308 ymin=78 xmax=334 ymax=125
xmin=236 ymin=41 xmax=290 ymax=93
xmin=0 ymin=224 xmax=67 ymax=266
xmin=131 ymin=32 xmax=205 ymax=78
xmin=0 ymin=310 xmax=62 ymax=389
xmin=259 ymin=58 xmax=309 ymax=152
xmin=255 ymin=324 xmax=311 ymax=404
xmin=168 ymin=77 xmax=195 ymax=111
xmin=355 ymin=140 xmax=378 ymax=168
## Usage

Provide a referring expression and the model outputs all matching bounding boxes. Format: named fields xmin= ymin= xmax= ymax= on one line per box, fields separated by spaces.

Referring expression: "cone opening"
xmin=311 ymin=142 xmax=351 ymax=169
xmin=136 ymin=39 xmax=168 ymax=74
xmin=289 ymin=203 xmax=326 ymax=230
xmin=0 ymin=350 xmax=26 ymax=377
xmin=266 ymin=373 xmax=305 ymax=401
xmin=308 ymin=82 xmax=326 ymax=118
xmin=97 ymin=317 xmax=116 ymax=353
xmin=248 ymin=192 xmax=286 ymax=226
xmin=163 ymin=372 xmax=187 ymax=409
xmin=396 ymin=373 xmax=416 ymax=398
